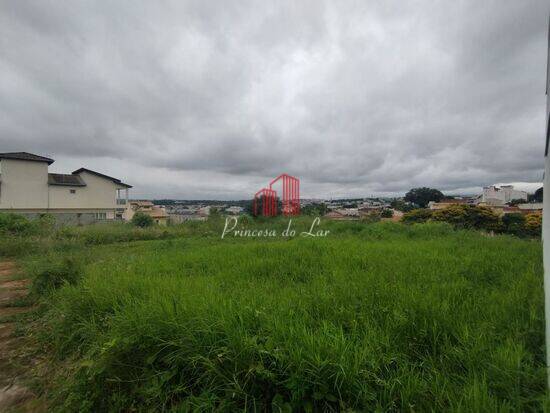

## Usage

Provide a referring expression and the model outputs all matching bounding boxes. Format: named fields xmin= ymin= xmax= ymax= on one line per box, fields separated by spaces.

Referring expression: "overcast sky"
xmin=0 ymin=1 xmax=548 ymax=199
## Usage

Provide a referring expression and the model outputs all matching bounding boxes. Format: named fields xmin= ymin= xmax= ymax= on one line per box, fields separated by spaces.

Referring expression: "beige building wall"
xmin=0 ymin=159 xmax=49 ymax=209
xmin=48 ymin=171 xmax=119 ymax=210
xmin=0 ymin=159 xmax=128 ymax=221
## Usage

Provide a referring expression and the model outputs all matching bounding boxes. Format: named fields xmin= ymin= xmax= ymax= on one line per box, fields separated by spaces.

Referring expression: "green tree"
xmin=529 ymin=187 xmax=543 ymax=203
xmin=404 ymin=187 xmax=444 ymax=208
xmin=380 ymin=209 xmax=393 ymax=218
xmin=131 ymin=212 xmax=154 ymax=228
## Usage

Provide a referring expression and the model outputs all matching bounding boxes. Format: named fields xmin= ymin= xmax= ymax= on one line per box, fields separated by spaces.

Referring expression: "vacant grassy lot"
xmin=14 ymin=219 xmax=547 ymax=411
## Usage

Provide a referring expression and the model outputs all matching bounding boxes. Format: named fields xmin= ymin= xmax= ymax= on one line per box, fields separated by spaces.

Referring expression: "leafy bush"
xmin=432 ymin=204 xmax=501 ymax=231
xmin=402 ymin=208 xmax=433 ymax=224
xmin=524 ymin=214 xmax=542 ymax=237
xmin=380 ymin=208 xmax=393 ymax=218
xmin=0 ymin=213 xmax=34 ymax=235
xmin=502 ymin=213 xmax=526 ymax=236
xmin=131 ymin=212 xmax=154 ymax=228
xmin=402 ymin=205 xmax=543 ymax=238
xmin=36 ymin=213 xmax=56 ymax=229
xmin=0 ymin=212 xmax=56 ymax=238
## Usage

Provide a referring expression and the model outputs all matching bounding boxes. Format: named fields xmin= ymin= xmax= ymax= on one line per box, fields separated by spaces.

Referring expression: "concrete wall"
xmin=18 ymin=212 xmax=99 ymax=225
xmin=0 ymin=159 xmax=49 ymax=209
xmin=17 ymin=210 xmax=116 ymax=225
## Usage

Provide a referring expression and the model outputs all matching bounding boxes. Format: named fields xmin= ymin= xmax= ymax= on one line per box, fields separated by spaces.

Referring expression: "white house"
xmin=479 ymin=185 xmax=528 ymax=205
xmin=0 ymin=152 xmax=131 ymax=224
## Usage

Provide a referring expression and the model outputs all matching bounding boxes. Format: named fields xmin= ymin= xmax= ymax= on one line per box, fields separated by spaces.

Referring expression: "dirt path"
xmin=0 ymin=260 xmax=40 ymax=412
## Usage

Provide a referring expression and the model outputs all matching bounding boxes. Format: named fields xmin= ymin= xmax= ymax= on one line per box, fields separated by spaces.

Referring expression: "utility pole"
xmin=543 ymin=14 xmax=550 ymax=389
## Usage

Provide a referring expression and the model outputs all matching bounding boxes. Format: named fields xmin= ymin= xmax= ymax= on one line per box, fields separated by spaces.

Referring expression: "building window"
xmin=95 ymin=212 xmax=107 ymax=220
xmin=70 ymin=189 xmax=76 ymax=194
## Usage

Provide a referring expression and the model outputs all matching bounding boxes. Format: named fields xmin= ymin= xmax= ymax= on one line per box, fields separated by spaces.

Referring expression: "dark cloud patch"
xmin=0 ymin=1 xmax=547 ymax=199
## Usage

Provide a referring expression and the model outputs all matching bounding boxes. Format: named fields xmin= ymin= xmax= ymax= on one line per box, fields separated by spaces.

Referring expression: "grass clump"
xmin=30 ymin=256 xmax=84 ymax=295
xmin=0 ymin=212 xmax=55 ymax=235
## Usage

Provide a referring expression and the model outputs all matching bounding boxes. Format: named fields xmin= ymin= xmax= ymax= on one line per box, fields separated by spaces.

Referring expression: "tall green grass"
xmin=0 ymin=222 xmax=188 ymax=258
xmin=31 ymin=221 xmax=545 ymax=411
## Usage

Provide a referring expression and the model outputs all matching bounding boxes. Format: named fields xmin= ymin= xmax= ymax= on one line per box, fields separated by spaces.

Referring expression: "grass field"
xmin=13 ymin=218 xmax=547 ymax=411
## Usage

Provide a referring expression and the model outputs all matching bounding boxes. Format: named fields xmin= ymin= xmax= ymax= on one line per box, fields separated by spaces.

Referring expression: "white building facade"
xmin=0 ymin=152 xmax=131 ymax=224
xmin=481 ymin=185 xmax=528 ymax=205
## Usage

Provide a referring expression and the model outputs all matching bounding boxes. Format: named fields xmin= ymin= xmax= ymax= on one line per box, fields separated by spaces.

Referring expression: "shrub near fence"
xmin=431 ymin=204 xmax=501 ymax=232
xmin=403 ymin=204 xmax=541 ymax=237
xmin=0 ymin=213 xmax=55 ymax=236
xmin=524 ymin=214 xmax=542 ymax=237
xmin=401 ymin=208 xmax=433 ymax=224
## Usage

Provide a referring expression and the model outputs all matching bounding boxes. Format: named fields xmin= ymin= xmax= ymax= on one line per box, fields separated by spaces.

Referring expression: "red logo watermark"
xmin=253 ymin=174 xmax=300 ymax=217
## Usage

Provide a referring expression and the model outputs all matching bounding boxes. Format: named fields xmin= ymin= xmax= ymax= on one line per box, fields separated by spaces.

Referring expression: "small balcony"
xmin=116 ymin=198 xmax=127 ymax=205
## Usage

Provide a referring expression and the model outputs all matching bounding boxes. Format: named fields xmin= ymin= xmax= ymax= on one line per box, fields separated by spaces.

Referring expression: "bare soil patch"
xmin=0 ymin=260 xmax=44 ymax=412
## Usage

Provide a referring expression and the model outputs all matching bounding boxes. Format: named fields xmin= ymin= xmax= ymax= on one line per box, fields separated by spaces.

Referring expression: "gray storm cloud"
xmin=0 ymin=1 xmax=547 ymax=199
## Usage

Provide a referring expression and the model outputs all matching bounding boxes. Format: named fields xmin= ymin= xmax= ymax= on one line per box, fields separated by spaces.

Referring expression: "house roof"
xmin=72 ymin=168 xmax=132 ymax=188
xmin=48 ymin=173 xmax=86 ymax=187
xmin=0 ymin=152 xmax=54 ymax=165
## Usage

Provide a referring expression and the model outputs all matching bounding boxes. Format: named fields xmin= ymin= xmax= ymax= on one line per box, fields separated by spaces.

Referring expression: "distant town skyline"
xmin=0 ymin=2 xmax=548 ymax=199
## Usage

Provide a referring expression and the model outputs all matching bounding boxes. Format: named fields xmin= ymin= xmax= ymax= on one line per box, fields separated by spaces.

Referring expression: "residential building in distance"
xmin=0 ymin=152 xmax=131 ymax=224
xmin=358 ymin=200 xmax=390 ymax=213
xmin=325 ymin=209 xmax=359 ymax=220
xmin=478 ymin=185 xmax=527 ymax=206
xmin=225 ymin=206 xmax=244 ymax=215
xmin=124 ymin=201 xmax=169 ymax=225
